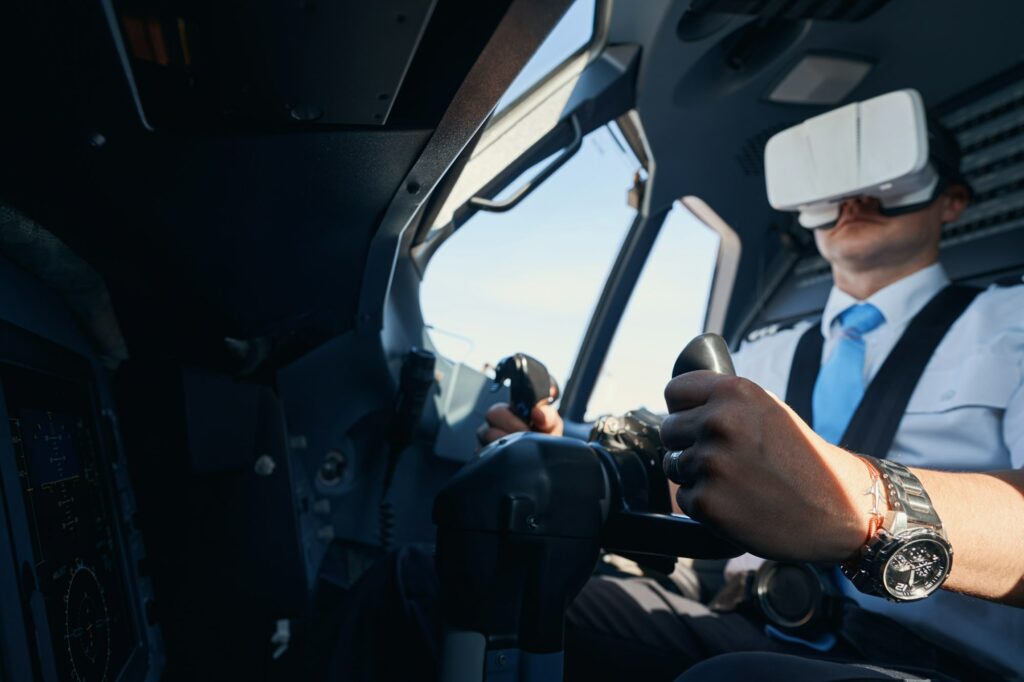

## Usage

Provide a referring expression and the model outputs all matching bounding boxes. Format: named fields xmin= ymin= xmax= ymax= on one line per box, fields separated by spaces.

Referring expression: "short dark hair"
xmin=927 ymin=117 xmax=972 ymax=196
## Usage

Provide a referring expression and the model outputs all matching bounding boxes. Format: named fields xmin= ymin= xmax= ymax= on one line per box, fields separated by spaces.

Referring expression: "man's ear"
xmin=940 ymin=184 xmax=970 ymax=223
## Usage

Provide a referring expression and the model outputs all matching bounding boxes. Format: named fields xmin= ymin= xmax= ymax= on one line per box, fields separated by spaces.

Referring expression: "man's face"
xmin=813 ymin=187 xmax=969 ymax=273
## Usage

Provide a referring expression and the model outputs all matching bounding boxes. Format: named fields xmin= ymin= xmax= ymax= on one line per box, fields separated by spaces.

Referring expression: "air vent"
xmin=735 ymin=122 xmax=796 ymax=176
xmin=688 ymin=0 xmax=890 ymax=23
xmin=940 ymin=74 xmax=1024 ymax=248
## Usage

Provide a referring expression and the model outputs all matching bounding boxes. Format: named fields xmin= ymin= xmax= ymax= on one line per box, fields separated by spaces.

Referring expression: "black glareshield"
xmin=433 ymin=335 xmax=741 ymax=661
xmin=493 ymin=353 xmax=559 ymax=424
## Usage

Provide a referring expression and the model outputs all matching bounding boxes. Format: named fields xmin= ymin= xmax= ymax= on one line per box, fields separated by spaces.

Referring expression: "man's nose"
xmin=838 ymin=196 xmax=882 ymax=217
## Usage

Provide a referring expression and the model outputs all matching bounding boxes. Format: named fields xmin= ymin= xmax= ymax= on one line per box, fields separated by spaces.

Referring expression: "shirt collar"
xmin=820 ymin=263 xmax=950 ymax=338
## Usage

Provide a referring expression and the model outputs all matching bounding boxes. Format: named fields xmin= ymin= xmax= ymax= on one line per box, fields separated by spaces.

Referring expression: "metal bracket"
xmin=467 ymin=114 xmax=582 ymax=213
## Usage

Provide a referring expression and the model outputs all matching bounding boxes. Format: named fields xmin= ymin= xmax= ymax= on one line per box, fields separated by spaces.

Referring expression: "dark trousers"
xmin=678 ymin=652 xmax=953 ymax=681
xmin=330 ymin=547 xmax=998 ymax=681
xmin=564 ymin=574 xmax=997 ymax=682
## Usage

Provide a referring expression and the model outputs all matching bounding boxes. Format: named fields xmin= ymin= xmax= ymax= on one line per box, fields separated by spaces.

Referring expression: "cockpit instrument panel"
xmin=0 ymin=349 xmax=142 ymax=681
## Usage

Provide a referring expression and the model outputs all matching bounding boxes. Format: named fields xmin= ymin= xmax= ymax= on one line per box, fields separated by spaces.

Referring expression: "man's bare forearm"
xmin=661 ymin=371 xmax=1024 ymax=608
xmin=912 ymin=467 xmax=1024 ymax=606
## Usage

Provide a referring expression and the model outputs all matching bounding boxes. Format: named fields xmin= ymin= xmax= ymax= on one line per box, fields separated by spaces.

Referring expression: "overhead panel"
xmin=767 ymin=54 xmax=873 ymax=105
xmin=685 ymin=0 xmax=890 ymax=22
xmin=110 ymin=0 xmax=436 ymax=129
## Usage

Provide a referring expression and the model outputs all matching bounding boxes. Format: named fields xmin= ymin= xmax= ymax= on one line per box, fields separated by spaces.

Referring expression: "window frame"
xmin=419 ymin=0 xmax=612 ymax=237
xmin=681 ymin=196 xmax=742 ymax=336
xmin=559 ymin=111 xmax=741 ymax=422
xmin=417 ymin=119 xmax=647 ymax=393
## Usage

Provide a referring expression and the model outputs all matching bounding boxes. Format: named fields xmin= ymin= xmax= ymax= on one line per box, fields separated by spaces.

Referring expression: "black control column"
xmin=433 ymin=334 xmax=742 ymax=681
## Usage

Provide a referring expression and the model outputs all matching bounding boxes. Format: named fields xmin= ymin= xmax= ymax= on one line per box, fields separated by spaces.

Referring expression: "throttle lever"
xmin=492 ymin=353 xmax=559 ymax=426
xmin=664 ymin=333 xmax=735 ymax=484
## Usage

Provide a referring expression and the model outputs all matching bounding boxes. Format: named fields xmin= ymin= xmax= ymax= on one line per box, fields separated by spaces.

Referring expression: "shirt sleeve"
xmin=991 ymin=285 xmax=1024 ymax=469
xmin=1005 ymin=356 xmax=1024 ymax=470
xmin=729 ymin=321 xmax=813 ymax=398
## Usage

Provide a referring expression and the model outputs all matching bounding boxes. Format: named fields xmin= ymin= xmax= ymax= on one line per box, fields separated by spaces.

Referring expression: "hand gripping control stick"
xmin=663 ymin=333 xmax=735 ymax=484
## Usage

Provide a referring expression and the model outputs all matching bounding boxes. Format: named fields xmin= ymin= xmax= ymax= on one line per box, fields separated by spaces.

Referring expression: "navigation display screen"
xmin=3 ymin=363 xmax=136 ymax=682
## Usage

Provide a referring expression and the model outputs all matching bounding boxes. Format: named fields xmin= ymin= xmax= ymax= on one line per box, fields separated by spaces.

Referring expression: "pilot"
xmin=480 ymin=112 xmax=1024 ymax=680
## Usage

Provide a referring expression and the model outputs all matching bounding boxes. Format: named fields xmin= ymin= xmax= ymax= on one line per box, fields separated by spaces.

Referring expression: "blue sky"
xmin=419 ymin=0 xmax=721 ymax=418
xmin=495 ymin=0 xmax=597 ymax=111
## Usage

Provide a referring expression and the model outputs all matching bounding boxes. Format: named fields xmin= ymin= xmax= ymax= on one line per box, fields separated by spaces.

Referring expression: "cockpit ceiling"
xmin=628 ymin=0 xmax=1024 ymax=219
xmin=618 ymin=0 xmax=1024 ymax=333
xmin=4 ymin=0 xmax=1021 ymax=366
xmin=0 ymin=0 xmax=518 ymax=365
xmin=116 ymin=1 xmax=437 ymax=129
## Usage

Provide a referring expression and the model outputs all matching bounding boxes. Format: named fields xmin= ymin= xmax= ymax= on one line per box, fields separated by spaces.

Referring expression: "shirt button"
xmin=940 ymin=390 xmax=955 ymax=401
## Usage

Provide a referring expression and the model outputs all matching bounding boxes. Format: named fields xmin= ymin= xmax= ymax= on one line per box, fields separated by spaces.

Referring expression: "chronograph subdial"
xmin=64 ymin=561 xmax=112 ymax=682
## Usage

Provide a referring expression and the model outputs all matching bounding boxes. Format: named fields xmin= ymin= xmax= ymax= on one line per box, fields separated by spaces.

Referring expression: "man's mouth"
xmin=834 ymin=215 xmax=882 ymax=231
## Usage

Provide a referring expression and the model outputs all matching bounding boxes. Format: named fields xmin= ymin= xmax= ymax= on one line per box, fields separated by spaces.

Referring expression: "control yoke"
xmin=434 ymin=334 xmax=742 ymax=681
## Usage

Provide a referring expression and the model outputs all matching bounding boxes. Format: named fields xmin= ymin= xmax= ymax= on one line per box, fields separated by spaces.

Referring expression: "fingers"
xmin=671 ymin=447 xmax=716 ymax=524
xmin=673 ymin=472 xmax=711 ymax=522
xmin=476 ymin=423 xmax=509 ymax=447
xmin=531 ymin=403 xmax=564 ymax=435
xmin=477 ymin=401 xmax=560 ymax=450
xmin=485 ymin=402 xmax=530 ymax=433
xmin=663 ymin=445 xmax=709 ymax=487
xmin=659 ymin=404 xmax=707 ymax=451
xmin=663 ymin=370 xmax=729 ymax=412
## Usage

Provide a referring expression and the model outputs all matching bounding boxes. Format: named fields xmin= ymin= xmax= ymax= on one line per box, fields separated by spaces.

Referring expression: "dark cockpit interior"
xmin=1 ymin=1 xmax=1023 ymax=680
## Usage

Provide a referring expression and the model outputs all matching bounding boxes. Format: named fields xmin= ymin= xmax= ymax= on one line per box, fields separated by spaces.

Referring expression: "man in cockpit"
xmin=480 ymin=101 xmax=1024 ymax=679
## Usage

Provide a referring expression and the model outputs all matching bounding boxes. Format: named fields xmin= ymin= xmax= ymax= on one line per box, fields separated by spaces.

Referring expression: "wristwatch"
xmin=841 ymin=456 xmax=953 ymax=602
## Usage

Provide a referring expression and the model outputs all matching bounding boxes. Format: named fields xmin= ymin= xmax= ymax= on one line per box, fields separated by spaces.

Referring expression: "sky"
xmin=495 ymin=0 xmax=597 ymax=112
xmin=418 ymin=0 xmax=721 ymax=419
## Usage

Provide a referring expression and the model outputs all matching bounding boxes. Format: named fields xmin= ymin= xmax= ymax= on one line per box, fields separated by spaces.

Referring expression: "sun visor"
xmin=764 ymin=89 xmax=938 ymax=228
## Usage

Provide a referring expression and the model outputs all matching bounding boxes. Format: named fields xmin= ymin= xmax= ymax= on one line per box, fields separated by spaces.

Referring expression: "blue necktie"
xmin=812 ymin=303 xmax=885 ymax=445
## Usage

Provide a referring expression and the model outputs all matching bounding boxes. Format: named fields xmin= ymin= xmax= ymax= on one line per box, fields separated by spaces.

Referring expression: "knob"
xmin=671 ymin=333 xmax=735 ymax=378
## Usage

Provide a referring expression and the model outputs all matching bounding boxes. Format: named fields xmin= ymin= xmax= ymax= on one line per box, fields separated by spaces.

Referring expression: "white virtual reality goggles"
xmin=764 ymin=89 xmax=968 ymax=229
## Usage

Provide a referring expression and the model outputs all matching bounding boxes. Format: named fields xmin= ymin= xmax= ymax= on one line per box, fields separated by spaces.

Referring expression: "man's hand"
xmin=661 ymin=371 xmax=873 ymax=563
xmin=476 ymin=401 xmax=564 ymax=448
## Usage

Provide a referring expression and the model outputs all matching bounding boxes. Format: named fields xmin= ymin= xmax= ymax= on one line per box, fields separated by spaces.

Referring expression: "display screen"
xmin=3 ymin=363 xmax=136 ymax=682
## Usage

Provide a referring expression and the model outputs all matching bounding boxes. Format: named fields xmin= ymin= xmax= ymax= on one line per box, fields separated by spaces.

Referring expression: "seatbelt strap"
xmin=785 ymin=285 xmax=981 ymax=459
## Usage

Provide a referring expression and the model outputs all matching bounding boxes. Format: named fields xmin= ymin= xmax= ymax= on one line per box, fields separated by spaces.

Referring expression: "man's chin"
xmin=818 ymin=236 xmax=890 ymax=269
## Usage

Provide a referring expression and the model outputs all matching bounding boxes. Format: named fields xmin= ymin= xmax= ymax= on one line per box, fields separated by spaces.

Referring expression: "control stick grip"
xmin=670 ymin=333 xmax=736 ymax=378
xmin=664 ymin=333 xmax=735 ymax=484
xmin=493 ymin=353 xmax=559 ymax=425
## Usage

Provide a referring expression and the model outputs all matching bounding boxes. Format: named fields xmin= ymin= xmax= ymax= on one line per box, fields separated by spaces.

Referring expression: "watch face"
xmin=882 ymin=538 xmax=951 ymax=600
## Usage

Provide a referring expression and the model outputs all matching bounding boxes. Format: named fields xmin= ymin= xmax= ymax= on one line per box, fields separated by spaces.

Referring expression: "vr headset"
xmin=764 ymin=89 xmax=969 ymax=229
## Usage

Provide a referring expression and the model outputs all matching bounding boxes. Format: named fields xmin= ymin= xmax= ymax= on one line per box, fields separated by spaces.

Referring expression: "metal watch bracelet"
xmin=841 ymin=456 xmax=952 ymax=601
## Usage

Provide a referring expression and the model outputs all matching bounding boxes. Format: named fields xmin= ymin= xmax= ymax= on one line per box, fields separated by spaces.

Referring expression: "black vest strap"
xmin=784 ymin=285 xmax=981 ymax=459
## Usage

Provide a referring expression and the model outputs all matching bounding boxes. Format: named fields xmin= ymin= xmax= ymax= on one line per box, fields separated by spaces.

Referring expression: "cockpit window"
xmin=420 ymin=123 xmax=639 ymax=392
xmin=494 ymin=0 xmax=597 ymax=114
xmin=585 ymin=203 xmax=721 ymax=420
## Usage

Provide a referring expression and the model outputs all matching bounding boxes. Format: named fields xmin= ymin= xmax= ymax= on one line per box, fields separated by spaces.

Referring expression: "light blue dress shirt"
xmin=732 ymin=263 xmax=1024 ymax=678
